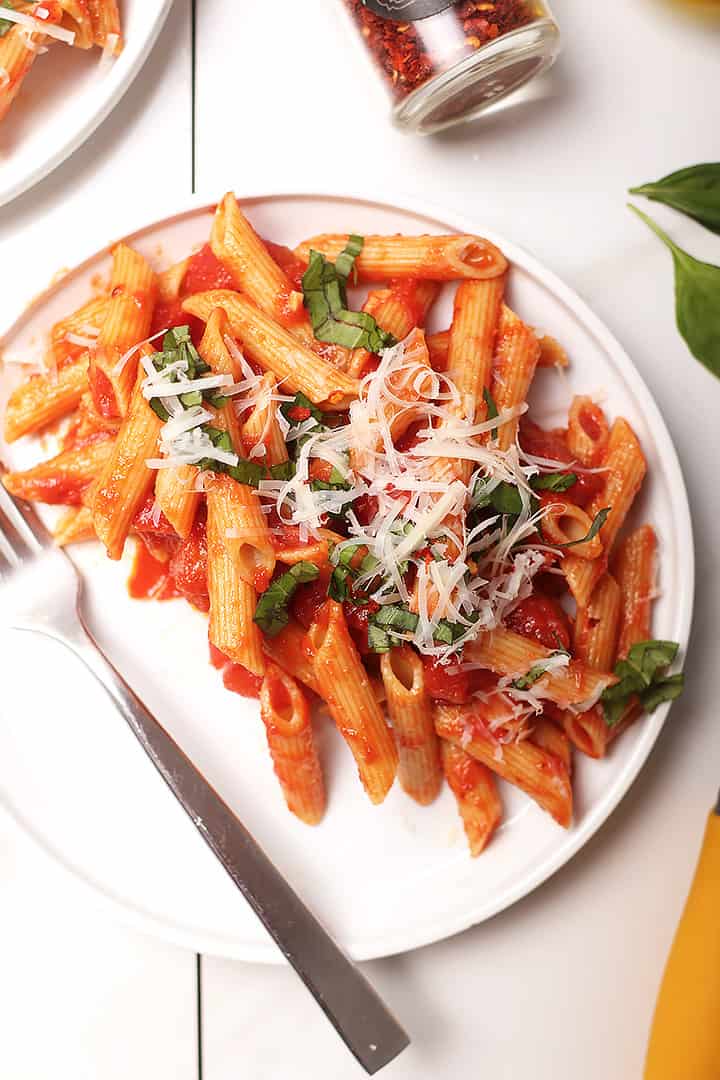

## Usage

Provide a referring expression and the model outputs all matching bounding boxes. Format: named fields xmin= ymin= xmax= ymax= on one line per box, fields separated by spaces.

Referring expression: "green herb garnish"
xmin=532 ymin=472 xmax=578 ymax=493
xmin=302 ymin=237 xmax=397 ymax=353
xmin=253 ymin=562 xmax=320 ymax=637
xmin=556 ymin=506 xmax=610 ymax=549
xmin=631 ymin=164 xmax=720 ymax=236
xmin=483 ymin=387 xmax=499 ymax=441
xmin=601 ymin=640 xmax=684 ymax=727
xmin=0 ymin=2 xmax=15 ymax=37
xmin=629 ymin=205 xmax=720 ymax=380
xmin=512 ymin=650 xmax=569 ymax=691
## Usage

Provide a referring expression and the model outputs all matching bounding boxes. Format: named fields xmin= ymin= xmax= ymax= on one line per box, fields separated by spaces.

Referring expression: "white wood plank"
xmin=0 ymin=819 xmax=198 ymax=1080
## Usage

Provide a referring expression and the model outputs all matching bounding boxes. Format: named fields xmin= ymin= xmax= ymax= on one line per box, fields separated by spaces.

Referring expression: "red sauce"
xmin=388 ymin=278 xmax=426 ymax=328
xmin=167 ymin=519 xmax=210 ymax=611
xmin=127 ymin=542 xmax=181 ymax=601
xmin=264 ymin=240 xmax=306 ymax=291
xmin=132 ymin=494 xmax=178 ymax=538
xmin=343 ymin=600 xmax=380 ymax=655
xmin=423 ymin=657 xmax=471 ymax=704
xmin=505 ymin=594 xmax=571 ymax=652
xmin=291 ymin=570 xmax=331 ymax=630
xmin=207 ymin=638 xmax=263 ymax=699
xmin=353 ymin=493 xmax=379 ymax=526
xmin=150 ymin=299 xmax=205 ymax=350
xmin=181 ymin=244 xmax=236 ymax=296
xmin=222 ymin=663 xmax=263 ymax=699
xmin=395 ymin=421 xmax=424 ymax=454
xmin=88 ymin=364 xmax=117 ymax=419
xmin=519 ymin=417 xmax=604 ymax=509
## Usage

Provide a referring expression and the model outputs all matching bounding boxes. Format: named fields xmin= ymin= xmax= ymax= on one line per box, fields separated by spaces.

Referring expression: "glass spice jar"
xmin=342 ymin=1 xmax=560 ymax=135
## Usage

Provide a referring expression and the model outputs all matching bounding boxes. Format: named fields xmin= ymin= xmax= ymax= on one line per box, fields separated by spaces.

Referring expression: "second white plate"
xmin=0 ymin=0 xmax=174 ymax=209
xmin=0 ymin=193 xmax=694 ymax=962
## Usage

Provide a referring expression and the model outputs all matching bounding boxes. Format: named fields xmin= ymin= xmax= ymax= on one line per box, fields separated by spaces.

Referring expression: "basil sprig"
xmin=328 ymin=544 xmax=379 ymax=602
xmin=302 ymin=236 xmax=397 ymax=352
xmin=483 ymin=387 xmax=499 ymax=440
xmin=631 ymin=164 xmax=720 ymax=236
xmin=629 ymin=205 xmax=720 ymax=380
xmin=253 ymin=562 xmax=320 ymax=637
xmin=532 ymin=472 xmax=578 ymax=493
xmin=147 ymin=326 xmax=226 ymax=422
xmin=0 ymin=1 xmax=15 ymax=36
xmin=601 ymin=640 xmax=684 ymax=727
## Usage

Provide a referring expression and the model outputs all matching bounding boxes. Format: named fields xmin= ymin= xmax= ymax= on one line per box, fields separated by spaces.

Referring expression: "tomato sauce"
xmin=127 ymin=542 xmax=182 ymax=601
xmin=222 ymin=663 xmax=263 ymax=699
xmin=132 ymin=494 xmax=178 ymax=538
xmin=291 ymin=570 xmax=331 ymax=630
xmin=181 ymin=244 xmax=236 ymax=296
xmin=505 ymin=594 xmax=571 ymax=652
xmin=519 ymin=417 xmax=604 ymax=509
xmin=88 ymin=364 xmax=117 ymax=419
xmin=167 ymin=519 xmax=210 ymax=611
xmin=423 ymin=657 xmax=471 ymax=704
xmin=264 ymin=240 xmax=306 ymax=292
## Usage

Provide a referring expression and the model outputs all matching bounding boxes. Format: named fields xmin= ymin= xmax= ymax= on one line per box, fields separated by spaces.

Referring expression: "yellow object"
xmin=644 ymin=810 xmax=720 ymax=1079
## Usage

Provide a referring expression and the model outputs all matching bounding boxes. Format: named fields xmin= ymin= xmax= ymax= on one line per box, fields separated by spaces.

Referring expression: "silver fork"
xmin=0 ymin=470 xmax=409 ymax=1075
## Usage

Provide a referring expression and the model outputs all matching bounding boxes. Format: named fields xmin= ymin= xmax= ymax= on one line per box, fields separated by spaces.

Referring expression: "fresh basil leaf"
xmin=149 ymin=399 xmax=170 ymax=422
xmin=629 ymin=204 xmax=720 ymax=380
xmin=557 ymin=507 xmax=610 ymax=549
xmin=371 ymin=605 xmax=419 ymax=633
xmin=491 ymin=482 xmax=524 ymax=517
xmin=180 ymin=390 xmax=203 ymax=408
xmin=334 ymin=234 xmax=363 ymax=284
xmin=206 ymin=393 xmax=228 ymax=410
xmin=302 ymin=242 xmax=397 ymax=353
xmin=367 ymin=624 xmax=392 ymax=653
xmin=483 ymin=387 xmax=499 ymax=440
xmin=204 ymin=427 xmax=234 ymax=453
xmin=224 ymin=460 xmax=268 ymax=487
xmin=434 ymin=619 xmax=472 ymax=646
xmin=532 ymin=472 xmax=577 ymax=493
xmin=253 ymin=562 xmax=319 ymax=637
xmin=630 ymin=164 xmax=720 ymax=236
xmin=602 ymin=638 xmax=683 ymax=726
xmin=641 ymin=673 xmax=685 ymax=713
xmin=0 ymin=1 xmax=15 ymax=36
xmin=328 ymin=565 xmax=352 ymax=602
xmin=269 ymin=460 xmax=296 ymax=481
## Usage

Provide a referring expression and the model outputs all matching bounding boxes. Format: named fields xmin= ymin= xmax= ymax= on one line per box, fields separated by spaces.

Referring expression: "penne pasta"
xmin=92 ymin=356 xmax=161 ymax=560
xmin=182 ymin=289 xmax=359 ymax=411
xmin=531 ymin=717 xmax=572 ymax=773
xmin=4 ymin=357 xmax=88 ymax=442
xmin=490 ymin=304 xmax=540 ymax=449
xmin=466 ymin=628 xmax=617 ymax=709
xmin=0 ymin=3 xmax=63 ymax=122
xmin=294 ymin=233 xmax=508 ymax=282
xmin=614 ymin=524 xmax=658 ymax=658
xmin=348 ymin=280 xmax=439 ymax=379
xmin=448 ymin=278 xmax=506 ymax=421
xmin=567 ymin=396 xmax=610 ymax=466
xmin=540 ymin=493 xmax=603 ymax=560
xmin=2 ymin=436 xmax=113 ymax=505
xmin=436 ymin=703 xmax=573 ymax=828
xmin=307 ymin=600 xmax=398 ymax=805
xmin=262 ymin=621 xmax=320 ymax=695
xmin=88 ymin=244 xmax=157 ymax=418
xmin=381 ymin=647 xmax=443 ymax=806
xmin=441 ymin=740 xmax=502 ymax=856
xmin=259 ymin=663 xmax=326 ymax=825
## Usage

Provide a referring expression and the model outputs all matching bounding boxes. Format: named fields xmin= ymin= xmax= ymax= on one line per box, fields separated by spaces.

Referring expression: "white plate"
xmin=0 ymin=193 xmax=694 ymax=963
xmin=0 ymin=0 xmax=174 ymax=209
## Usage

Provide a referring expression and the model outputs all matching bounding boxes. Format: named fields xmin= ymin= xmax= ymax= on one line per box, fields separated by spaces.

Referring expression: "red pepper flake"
xmin=344 ymin=0 xmax=540 ymax=102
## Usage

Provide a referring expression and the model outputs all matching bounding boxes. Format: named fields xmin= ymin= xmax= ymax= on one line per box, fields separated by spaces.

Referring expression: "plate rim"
xmin=0 ymin=189 xmax=695 ymax=963
xmin=0 ymin=0 xmax=176 ymax=210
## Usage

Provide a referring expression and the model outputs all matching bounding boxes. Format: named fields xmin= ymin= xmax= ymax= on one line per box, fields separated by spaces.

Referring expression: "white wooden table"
xmin=2 ymin=2 xmax=719 ymax=1077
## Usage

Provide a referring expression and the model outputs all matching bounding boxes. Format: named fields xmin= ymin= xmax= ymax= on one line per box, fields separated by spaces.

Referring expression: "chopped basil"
xmin=367 ymin=624 xmax=392 ymax=653
xmin=483 ymin=387 xmax=499 ymax=440
xmin=602 ymin=639 xmax=684 ymax=727
xmin=195 ymin=425 xmax=267 ymax=487
xmin=434 ymin=619 xmax=473 ymax=646
xmin=269 ymin=460 xmax=296 ymax=481
xmin=532 ymin=472 xmax=577 ymax=493
xmin=512 ymin=650 xmax=569 ymax=691
xmin=302 ymin=238 xmax=397 ymax=353
xmin=149 ymin=399 xmax=170 ymax=423
xmin=253 ymin=562 xmax=320 ymax=637
xmin=556 ymin=506 xmax=610 ymax=549
xmin=630 ymin=164 xmax=720 ymax=236
xmin=628 ymin=205 xmax=720 ymax=380
xmin=372 ymin=605 xmax=420 ymax=633
xmin=0 ymin=1 xmax=15 ymax=36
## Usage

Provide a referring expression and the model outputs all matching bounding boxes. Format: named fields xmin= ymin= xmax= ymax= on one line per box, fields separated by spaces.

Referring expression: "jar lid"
xmin=392 ymin=19 xmax=561 ymax=135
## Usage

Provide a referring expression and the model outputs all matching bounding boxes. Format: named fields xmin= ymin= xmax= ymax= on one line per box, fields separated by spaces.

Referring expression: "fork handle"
xmin=73 ymin=624 xmax=409 ymax=1076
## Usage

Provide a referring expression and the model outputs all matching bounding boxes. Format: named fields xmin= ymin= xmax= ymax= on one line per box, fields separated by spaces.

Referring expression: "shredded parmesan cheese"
xmin=0 ymin=8 xmax=76 ymax=44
